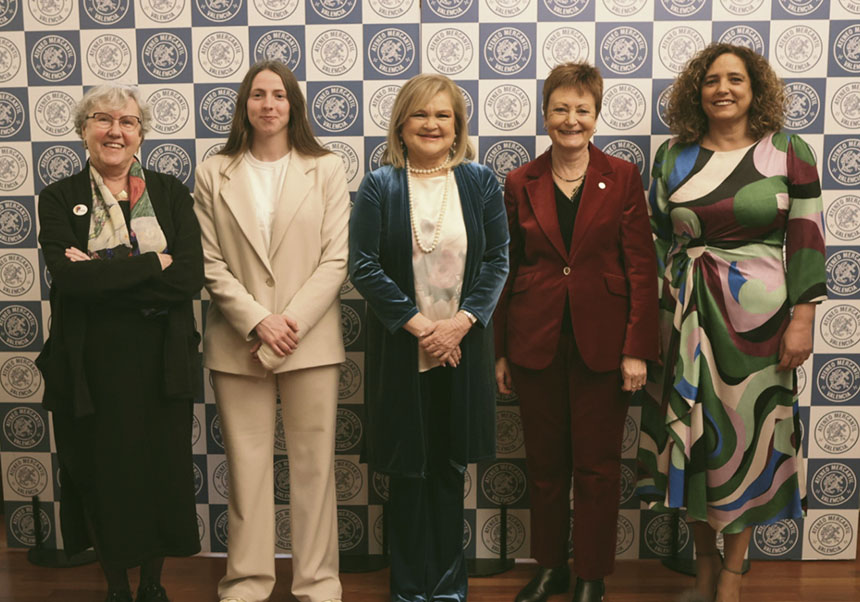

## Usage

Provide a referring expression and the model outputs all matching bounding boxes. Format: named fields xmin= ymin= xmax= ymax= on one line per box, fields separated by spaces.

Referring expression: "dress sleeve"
xmin=649 ymin=140 xmax=675 ymax=304
xmin=784 ymin=134 xmax=827 ymax=306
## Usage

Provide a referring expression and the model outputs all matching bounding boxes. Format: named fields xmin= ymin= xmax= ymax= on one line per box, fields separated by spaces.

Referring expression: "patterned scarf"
xmin=87 ymin=160 xmax=168 ymax=259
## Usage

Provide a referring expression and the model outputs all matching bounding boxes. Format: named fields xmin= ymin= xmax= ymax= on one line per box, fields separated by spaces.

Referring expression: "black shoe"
xmin=105 ymin=591 xmax=133 ymax=602
xmin=135 ymin=583 xmax=170 ymax=602
xmin=514 ymin=565 xmax=570 ymax=602
xmin=572 ymin=578 xmax=605 ymax=602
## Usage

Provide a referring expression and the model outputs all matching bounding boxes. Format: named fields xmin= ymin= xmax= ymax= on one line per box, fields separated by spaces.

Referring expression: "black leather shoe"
xmin=572 ymin=578 xmax=605 ymax=602
xmin=514 ymin=565 xmax=570 ymax=602
xmin=105 ymin=591 xmax=133 ymax=602
xmin=135 ymin=583 xmax=170 ymax=602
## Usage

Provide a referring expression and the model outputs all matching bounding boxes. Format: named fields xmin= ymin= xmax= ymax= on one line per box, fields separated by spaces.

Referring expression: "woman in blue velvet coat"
xmin=349 ymin=74 xmax=509 ymax=602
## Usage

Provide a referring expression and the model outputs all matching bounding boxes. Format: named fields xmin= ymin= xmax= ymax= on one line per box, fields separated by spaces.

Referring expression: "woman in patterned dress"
xmin=636 ymin=44 xmax=827 ymax=602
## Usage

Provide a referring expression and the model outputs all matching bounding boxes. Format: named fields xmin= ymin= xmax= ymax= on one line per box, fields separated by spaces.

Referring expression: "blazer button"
xmin=265 ymin=277 xmax=275 ymax=287
xmin=563 ymin=266 xmax=571 ymax=276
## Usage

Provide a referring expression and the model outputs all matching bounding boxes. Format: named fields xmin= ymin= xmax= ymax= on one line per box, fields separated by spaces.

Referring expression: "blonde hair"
xmin=383 ymin=74 xmax=474 ymax=169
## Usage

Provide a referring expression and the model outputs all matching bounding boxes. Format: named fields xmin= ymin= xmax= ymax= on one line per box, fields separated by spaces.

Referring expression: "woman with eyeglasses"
xmin=36 ymin=84 xmax=203 ymax=602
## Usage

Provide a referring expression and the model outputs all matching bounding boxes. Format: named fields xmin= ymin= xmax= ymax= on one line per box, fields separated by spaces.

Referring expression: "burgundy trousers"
xmin=510 ymin=333 xmax=630 ymax=580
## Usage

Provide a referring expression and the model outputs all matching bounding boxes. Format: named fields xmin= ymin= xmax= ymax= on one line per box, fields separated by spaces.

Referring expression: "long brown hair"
xmin=220 ymin=61 xmax=328 ymax=158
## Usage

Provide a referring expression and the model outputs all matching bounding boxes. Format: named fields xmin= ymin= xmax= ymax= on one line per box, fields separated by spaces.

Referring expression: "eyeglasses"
xmin=86 ymin=112 xmax=142 ymax=131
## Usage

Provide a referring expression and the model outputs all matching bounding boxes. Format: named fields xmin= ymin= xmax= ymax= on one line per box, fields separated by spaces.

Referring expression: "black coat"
xmin=36 ymin=165 xmax=204 ymax=417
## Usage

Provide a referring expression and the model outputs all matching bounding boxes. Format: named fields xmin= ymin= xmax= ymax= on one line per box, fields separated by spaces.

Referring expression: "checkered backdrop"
xmin=0 ymin=0 xmax=858 ymax=562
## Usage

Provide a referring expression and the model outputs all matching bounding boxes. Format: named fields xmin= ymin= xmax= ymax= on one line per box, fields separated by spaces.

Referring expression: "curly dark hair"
xmin=664 ymin=43 xmax=785 ymax=143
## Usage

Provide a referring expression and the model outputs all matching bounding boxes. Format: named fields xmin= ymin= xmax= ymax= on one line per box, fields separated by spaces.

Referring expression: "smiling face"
xmin=544 ymin=86 xmax=597 ymax=155
xmin=82 ymin=97 xmax=142 ymax=176
xmin=700 ymin=52 xmax=753 ymax=128
xmin=399 ymin=90 xmax=457 ymax=170
xmin=246 ymin=69 xmax=291 ymax=142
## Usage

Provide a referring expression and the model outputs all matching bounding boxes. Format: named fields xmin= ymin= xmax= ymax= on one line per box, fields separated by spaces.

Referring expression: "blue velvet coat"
xmin=349 ymin=161 xmax=510 ymax=477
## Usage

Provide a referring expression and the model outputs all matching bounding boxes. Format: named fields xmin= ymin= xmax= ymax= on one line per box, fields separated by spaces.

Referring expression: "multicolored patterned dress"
xmin=636 ymin=132 xmax=827 ymax=534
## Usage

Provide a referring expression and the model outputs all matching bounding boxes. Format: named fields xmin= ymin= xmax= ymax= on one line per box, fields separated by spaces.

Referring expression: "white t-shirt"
xmin=243 ymin=150 xmax=291 ymax=250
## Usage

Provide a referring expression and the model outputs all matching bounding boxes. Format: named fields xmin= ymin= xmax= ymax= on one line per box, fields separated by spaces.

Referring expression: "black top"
xmin=554 ymin=179 xmax=584 ymax=335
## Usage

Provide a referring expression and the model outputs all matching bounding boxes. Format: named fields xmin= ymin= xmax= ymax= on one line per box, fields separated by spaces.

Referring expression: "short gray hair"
xmin=73 ymin=84 xmax=152 ymax=139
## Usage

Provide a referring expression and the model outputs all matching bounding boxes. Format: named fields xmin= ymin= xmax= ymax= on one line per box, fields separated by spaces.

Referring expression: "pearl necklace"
xmin=407 ymin=156 xmax=450 ymax=174
xmin=407 ymin=157 xmax=450 ymax=254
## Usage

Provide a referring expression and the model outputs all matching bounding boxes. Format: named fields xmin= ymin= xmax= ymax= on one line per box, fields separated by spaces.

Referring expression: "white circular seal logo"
xmin=27 ymin=0 xmax=72 ymax=25
xmin=312 ymin=85 xmax=359 ymax=134
xmin=312 ymin=30 xmax=358 ymax=78
xmin=496 ymin=409 xmax=524 ymax=454
xmin=812 ymin=462 xmax=857 ymax=506
xmin=833 ymin=25 xmax=860 ymax=74
xmin=797 ymin=363 xmax=808 ymax=396
xmin=602 ymin=83 xmax=647 ymax=130
xmin=310 ymin=0 xmax=357 ymax=20
xmin=543 ymin=0 xmax=589 ymax=18
xmin=619 ymin=463 xmax=636 ymax=505
xmin=0 ymin=199 xmax=32 ymax=243
xmin=484 ymin=27 xmax=531 ymax=76
xmin=0 ymin=304 xmax=38 ymax=348
xmin=335 ymin=458 xmax=363 ymax=502
xmin=140 ymin=0 xmax=184 ymax=22
xmin=199 ymin=87 xmax=237 ymax=135
xmin=38 ymin=145 xmax=81 ymax=187
xmin=253 ymin=31 xmax=301 ymax=72
xmin=426 ymin=0 xmax=473 ymax=19
xmin=87 ymin=34 xmax=132 ymax=80
xmin=337 ymin=508 xmax=364 ymax=551
xmin=816 ymin=358 xmax=860 ymax=404
xmin=1 ymin=356 xmax=40 ymax=398
xmin=195 ymin=0 xmax=241 ymax=22
xmin=9 ymin=505 xmax=51 ymax=546
xmin=719 ymin=0 xmax=764 ymax=14
xmin=83 ymin=0 xmax=129 ymax=23
xmin=658 ymin=27 xmax=705 ymax=74
xmin=775 ymin=26 xmax=822 ymax=74
xmin=485 ymin=84 xmax=530 ymax=132
xmin=718 ymin=25 xmax=765 ymax=55
xmin=826 ymin=195 xmax=860 ymax=241
xmin=839 ymin=0 xmax=860 ymax=13
xmin=369 ymin=85 xmax=399 ymax=131
xmin=621 ymin=414 xmax=639 ymax=452
xmin=368 ymin=28 xmax=416 ymax=77
xmin=778 ymin=0 xmax=824 ymax=16
xmin=0 ymin=253 xmax=34 ymax=297
xmin=198 ymin=32 xmax=244 ymax=79
xmin=145 ymin=143 xmax=192 ymax=184
xmin=820 ymin=304 xmax=860 ymax=350
xmin=34 ymin=91 xmax=75 ymax=137
xmin=481 ymin=513 xmax=526 ymax=554
xmin=826 ymin=249 xmax=860 ymax=296
xmin=543 ymin=27 xmax=589 ymax=69
xmin=0 ymin=37 xmax=21 ymax=83
xmin=752 ymin=519 xmax=800 ymax=555
xmin=0 ymin=92 xmax=24 ymax=139
xmin=253 ymin=0 xmax=299 ymax=20
xmin=603 ymin=0 xmax=647 ymax=16
xmin=209 ymin=413 xmax=224 ymax=450
xmin=335 ymin=406 xmax=363 ymax=452
xmin=783 ymin=82 xmax=820 ymax=131
xmin=368 ymin=0 xmax=412 ymax=18
xmin=616 ymin=514 xmax=635 ymax=554
xmin=427 ymin=28 xmax=473 ymax=76
xmin=323 ymin=141 xmax=359 ymax=184
xmin=815 ymin=410 xmax=860 ymax=454
xmin=644 ymin=513 xmax=690 ymax=555
xmin=337 ymin=358 xmax=362 ymax=400
xmin=484 ymin=140 xmax=530 ymax=185
xmin=603 ymin=139 xmax=646 ymax=176
xmin=809 ymin=514 xmax=854 ymax=555
xmin=3 ymin=406 xmax=45 ymax=448
xmin=148 ymin=89 xmax=190 ymax=136
xmin=601 ymin=26 xmax=648 ymax=76
xmin=480 ymin=462 xmax=527 ymax=505
xmin=141 ymin=32 xmax=188 ymax=80
xmin=831 ymin=83 xmax=860 ymax=130
xmin=828 ymin=139 xmax=860 ymax=186
xmin=31 ymin=35 xmax=77 ymax=83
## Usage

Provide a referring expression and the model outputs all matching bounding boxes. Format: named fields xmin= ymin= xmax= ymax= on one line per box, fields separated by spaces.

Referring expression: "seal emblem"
xmin=202 ymin=143 xmax=224 ymax=162
xmin=833 ymin=25 xmax=860 ymax=74
xmin=814 ymin=410 xmax=860 ymax=454
xmin=644 ymin=513 xmax=690 ymax=555
xmin=603 ymin=139 xmax=646 ymax=176
xmin=198 ymin=32 xmax=244 ymax=78
xmin=30 ymin=34 xmax=77 ymax=83
xmin=0 ymin=253 xmax=34 ymax=297
xmin=199 ymin=87 xmax=237 ymax=135
xmin=602 ymin=83 xmax=647 ymax=130
xmin=484 ymin=27 xmax=531 ymax=76
xmin=1 ymin=356 xmax=40 ymax=398
xmin=214 ymin=509 xmax=229 ymax=548
xmin=369 ymin=85 xmax=400 ymax=131
xmin=826 ymin=249 xmax=860 ymax=296
xmin=0 ymin=37 xmax=21 ymax=83
xmin=496 ymin=409 xmax=524 ymax=454
xmin=778 ymin=0 xmax=824 ymax=16
xmin=542 ymin=0 xmax=589 ymax=18
xmin=480 ymin=462 xmax=527 ymax=505
xmin=335 ymin=406 xmax=362 ymax=452
xmin=820 ymin=304 xmax=860 ymax=350
xmin=660 ymin=0 xmax=707 ymax=16
xmin=839 ymin=0 xmax=860 ymax=13
xmin=462 ymin=517 xmax=472 ymax=550
xmin=148 ymin=89 xmax=190 ymax=136
xmin=621 ymin=413 xmax=638 ymax=453
xmin=27 ymin=0 xmax=73 ymax=25
xmin=831 ymin=83 xmax=860 ymax=130
xmin=311 ymin=30 xmax=358 ymax=78
xmin=0 ymin=199 xmax=31 ymax=242
xmin=212 ymin=460 xmax=229 ymax=499
xmin=616 ymin=514 xmax=635 ymax=554
xmin=3 ymin=406 xmax=45 ymax=448
xmin=484 ymin=85 xmax=530 ymax=132
xmin=0 ymin=304 xmax=38 ymax=349
xmin=141 ymin=32 xmax=188 ymax=80
xmin=337 ymin=509 xmax=364 ymax=551
xmin=717 ymin=25 xmax=765 ymax=55
xmin=368 ymin=141 xmax=387 ymax=173
xmin=828 ymin=139 xmax=860 ymax=186
xmin=192 ymin=462 xmax=204 ymax=496
xmin=427 ymin=28 xmax=473 ymax=76
xmin=816 ymin=358 xmax=860 ymax=404
xmin=783 ymin=82 xmax=820 ymax=131
xmin=82 ymin=0 xmax=129 ymax=24
xmin=86 ymin=34 xmax=131 ymax=80
xmin=542 ymin=27 xmax=589 ymax=69
xmin=253 ymin=31 xmax=301 ymax=71
xmin=37 ymin=146 xmax=82 ymax=188
xmin=274 ymin=457 xmax=290 ymax=502
xmin=826 ymin=195 xmax=860 ymax=241
xmin=426 ymin=0 xmax=473 ymax=19
xmin=275 ymin=508 xmax=291 ymax=550
xmin=140 ymin=0 xmax=184 ymax=22
xmin=812 ymin=462 xmax=857 ymax=506
xmin=195 ymin=0 xmax=242 ymax=22
xmin=0 ymin=92 xmax=24 ymax=139
xmin=603 ymin=0 xmax=647 ymax=16
xmin=798 ymin=364 xmax=808 ymax=397
xmin=601 ymin=26 xmax=648 ymax=76
xmin=337 ymin=357 xmax=362 ymax=400
xmin=145 ymin=143 xmax=192 ymax=185
xmin=340 ymin=303 xmax=361 ymax=348
xmin=752 ymin=519 xmax=800 ymax=555
xmin=0 ymin=0 xmax=18 ymax=27
xmin=619 ymin=463 xmax=635 ymax=505
xmin=9 ymin=505 xmax=51 ymax=546
xmin=481 ymin=513 xmax=525 ymax=554
xmin=252 ymin=0 xmax=299 ymax=20
xmin=34 ymin=90 xmax=75 ymax=136
xmin=209 ymin=413 xmax=224 ymax=450
xmin=775 ymin=26 xmax=822 ymax=74
xmin=658 ymin=26 xmax=705 ymax=74
xmin=372 ymin=471 xmax=390 ymax=502
xmin=312 ymin=85 xmax=359 ymax=134
xmin=335 ymin=458 xmax=363 ymax=502
xmin=483 ymin=140 xmax=530 ymax=185
xmin=309 ymin=0 xmax=357 ymax=20
xmin=6 ymin=456 xmax=47 ymax=497
xmin=809 ymin=513 xmax=854 ymax=555
xmin=368 ymin=28 xmax=416 ymax=77
xmin=191 ymin=412 xmax=201 ymax=446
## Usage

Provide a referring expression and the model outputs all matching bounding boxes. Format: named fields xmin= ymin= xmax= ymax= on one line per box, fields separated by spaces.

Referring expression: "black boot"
xmin=572 ymin=578 xmax=605 ymax=602
xmin=135 ymin=582 xmax=170 ymax=602
xmin=514 ymin=565 xmax=570 ymax=602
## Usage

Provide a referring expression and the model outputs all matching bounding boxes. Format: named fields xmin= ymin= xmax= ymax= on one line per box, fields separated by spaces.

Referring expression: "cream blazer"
xmin=193 ymin=151 xmax=349 ymax=376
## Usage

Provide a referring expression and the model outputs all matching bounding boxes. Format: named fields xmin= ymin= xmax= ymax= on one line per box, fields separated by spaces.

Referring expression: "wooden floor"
xmin=2 ymin=522 xmax=858 ymax=602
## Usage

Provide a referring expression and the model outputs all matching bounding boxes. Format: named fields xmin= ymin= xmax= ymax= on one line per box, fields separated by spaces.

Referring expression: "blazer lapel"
xmin=524 ymin=151 xmax=568 ymax=261
xmin=269 ymin=152 xmax=313 ymax=258
xmin=218 ymin=156 xmax=273 ymax=274
xmin=570 ymin=144 xmax=615 ymax=260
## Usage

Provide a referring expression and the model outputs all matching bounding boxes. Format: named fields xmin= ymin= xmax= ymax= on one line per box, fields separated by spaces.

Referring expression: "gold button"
xmin=563 ymin=266 xmax=571 ymax=275
xmin=265 ymin=277 xmax=274 ymax=287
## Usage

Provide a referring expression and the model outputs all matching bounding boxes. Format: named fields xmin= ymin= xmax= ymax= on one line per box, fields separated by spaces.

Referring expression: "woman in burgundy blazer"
xmin=493 ymin=62 xmax=658 ymax=602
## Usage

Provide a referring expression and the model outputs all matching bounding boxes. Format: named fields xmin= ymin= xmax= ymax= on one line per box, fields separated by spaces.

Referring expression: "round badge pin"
xmin=72 ymin=204 xmax=88 ymax=216
xmin=598 ymin=182 xmax=606 ymax=189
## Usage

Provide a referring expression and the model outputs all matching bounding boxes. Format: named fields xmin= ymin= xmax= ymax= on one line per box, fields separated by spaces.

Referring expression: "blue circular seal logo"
xmin=312 ymin=85 xmax=359 ymax=134
xmin=337 ymin=357 xmax=362 ymax=400
xmin=192 ymin=462 xmax=203 ymax=495
xmin=660 ymin=0 xmax=707 ymax=16
xmin=826 ymin=249 xmax=860 ymax=296
xmin=812 ymin=462 xmax=857 ymax=506
xmin=213 ymin=459 xmax=229 ymax=499
xmin=310 ymin=0 xmax=357 ymax=20
xmin=3 ymin=406 xmax=44 ymax=448
xmin=719 ymin=0 xmax=764 ymax=14
xmin=369 ymin=141 xmax=387 ymax=172
xmin=141 ymin=32 xmax=188 ymax=80
xmin=603 ymin=139 xmax=646 ymax=176
xmin=817 ymin=357 xmax=860 ymax=403
xmin=146 ymin=143 xmax=192 ymax=184
xmin=195 ymin=0 xmax=241 ymax=22
xmin=34 ymin=90 xmax=75 ymax=137
xmin=368 ymin=28 xmax=416 ymax=77
xmin=369 ymin=84 xmax=399 ymax=131
xmin=827 ymin=139 xmax=860 ymax=187
xmin=0 ymin=37 xmax=21 ymax=83
xmin=200 ymin=87 xmax=237 ymax=135
xmin=214 ymin=509 xmax=229 ymax=547
xmin=31 ymin=34 xmax=76 ymax=83
xmin=809 ymin=514 xmax=854 ymax=556
xmin=481 ymin=513 xmax=525 ymax=554
xmin=602 ymin=83 xmax=647 ymax=130
xmin=0 ymin=200 xmax=32 ymax=244
xmin=148 ymin=89 xmax=190 ymax=136
xmin=644 ymin=513 xmax=690 ymax=555
xmin=274 ymin=457 xmax=290 ymax=502
xmin=776 ymin=26 xmax=823 ymax=74
xmin=198 ymin=32 xmax=244 ymax=79
xmin=1 ymin=356 xmax=40 ymax=398
xmin=601 ymin=27 xmax=648 ymax=76
xmin=337 ymin=508 xmax=364 ymax=551
xmin=9 ymin=505 xmax=50 ymax=546
xmin=27 ymin=0 xmax=72 ymax=25
xmin=603 ymin=0 xmax=647 ymax=16
xmin=426 ymin=0 xmax=473 ymax=19
xmin=496 ymin=409 xmax=523 ymax=454
xmin=543 ymin=27 xmax=589 ymax=69
xmin=209 ymin=413 xmax=224 ymax=450
xmin=86 ymin=34 xmax=132 ymax=81
xmin=718 ymin=25 xmax=765 ymax=55
xmin=618 ymin=463 xmax=635 ymax=505
xmin=0 ymin=0 xmax=19 ymax=27
xmin=253 ymin=30 xmax=301 ymax=72
xmin=312 ymin=30 xmax=357 ymax=77
xmin=323 ymin=140 xmax=358 ymax=184
xmin=484 ymin=84 xmax=531 ymax=131
xmin=833 ymin=25 xmax=860 ymax=74
xmin=659 ymin=26 xmax=705 ymax=74
xmin=140 ymin=0 xmax=184 ymax=22
xmin=481 ymin=462 xmax=527 ymax=505
xmin=484 ymin=27 xmax=531 ymax=76
xmin=0 ymin=148 xmax=28 ymax=192
xmin=340 ymin=303 xmax=361 ymax=346
xmin=368 ymin=0 xmax=412 ymax=18
xmin=0 ymin=92 xmax=24 ymax=139
xmin=0 ymin=305 xmax=38 ymax=349
xmin=622 ymin=413 xmax=639 ymax=452
xmin=820 ymin=305 xmax=860 ymax=351
xmin=274 ymin=409 xmax=286 ymax=451
xmin=831 ymin=83 xmax=860 ymax=130
xmin=38 ymin=146 xmax=81 ymax=188
xmin=335 ymin=458 xmax=363 ymax=502
xmin=783 ymin=82 xmax=820 ymax=130
xmin=427 ymin=28 xmax=473 ymax=76
xmin=253 ymin=0 xmax=299 ymax=19
xmin=815 ymin=410 xmax=860 ymax=455
xmin=335 ymin=406 xmax=362 ymax=452
xmin=753 ymin=519 xmax=800 ymax=555
xmin=484 ymin=140 xmax=530 ymax=185
xmin=83 ymin=0 xmax=129 ymax=23
xmin=543 ymin=0 xmax=589 ymax=17
xmin=372 ymin=471 xmax=390 ymax=501
xmin=275 ymin=508 xmax=291 ymax=551
xmin=826 ymin=194 xmax=860 ymax=242
xmin=778 ymin=0 xmax=824 ymax=15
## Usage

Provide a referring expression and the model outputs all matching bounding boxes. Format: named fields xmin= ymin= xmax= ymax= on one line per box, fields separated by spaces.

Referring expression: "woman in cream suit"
xmin=193 ymin=61 xmax=349 ymax=602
